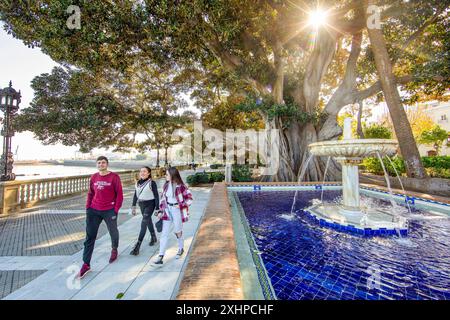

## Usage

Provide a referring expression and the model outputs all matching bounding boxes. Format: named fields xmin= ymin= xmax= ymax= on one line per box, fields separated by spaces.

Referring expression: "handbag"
xmin=155 ymin=219 xmax=163 ymax=233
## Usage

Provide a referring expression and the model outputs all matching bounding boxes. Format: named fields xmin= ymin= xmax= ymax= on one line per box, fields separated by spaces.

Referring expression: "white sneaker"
xmin=152 ymin=255 xmax=164 ymax=265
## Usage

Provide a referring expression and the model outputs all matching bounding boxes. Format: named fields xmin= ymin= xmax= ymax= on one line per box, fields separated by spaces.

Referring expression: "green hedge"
xmin=362 ymin=156 xmax=406 ymax=176
xmin=362 ymin=156 xmax=450 ymax=178
xmin=232 ymin=164 xmax=253 ymax=182
xmin=421 ymin=156 xmax=450 ymax=169
xmin=186 ymin=171 xmax=225 ymax=186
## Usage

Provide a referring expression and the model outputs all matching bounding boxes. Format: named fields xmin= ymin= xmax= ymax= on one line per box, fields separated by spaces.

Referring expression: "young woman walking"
xmin=129 ymin=166 xmax=159 ymax=256
xmin=153 ymin=167 xmax=193 ymax=265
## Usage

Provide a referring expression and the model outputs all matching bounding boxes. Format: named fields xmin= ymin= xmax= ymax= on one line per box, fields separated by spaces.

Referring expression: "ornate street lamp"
xmin=0 ymin=81 xmax=21 ymax=181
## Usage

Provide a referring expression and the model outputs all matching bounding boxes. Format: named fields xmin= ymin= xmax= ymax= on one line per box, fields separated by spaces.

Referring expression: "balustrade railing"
xmin=0 ymin=165 xmax=190 ymax=215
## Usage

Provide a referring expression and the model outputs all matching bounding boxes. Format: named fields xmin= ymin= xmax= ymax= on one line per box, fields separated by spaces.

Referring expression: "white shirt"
xmin=166 ymin=183 xmax=178 ymax=204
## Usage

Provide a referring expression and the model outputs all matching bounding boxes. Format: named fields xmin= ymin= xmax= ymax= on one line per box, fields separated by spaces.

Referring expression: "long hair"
xmin=167 ymin=167 xmax=184 ymax=185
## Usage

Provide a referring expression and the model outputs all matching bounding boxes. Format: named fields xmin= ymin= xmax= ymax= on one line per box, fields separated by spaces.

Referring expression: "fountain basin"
xmin=305 ymin=203 xmax=408 ymax=236
xmin=308 ymin=139 xmax=398 ymax=159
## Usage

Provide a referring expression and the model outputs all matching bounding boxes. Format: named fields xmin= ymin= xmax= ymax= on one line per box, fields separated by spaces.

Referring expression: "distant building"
xmin=419 ymin=100 xmax=450 ymax=156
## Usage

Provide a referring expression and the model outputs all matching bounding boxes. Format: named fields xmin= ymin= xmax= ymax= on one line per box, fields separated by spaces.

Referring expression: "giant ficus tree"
xmin=13 ymin=67 xmax=128 ymax=152
xmin=1 ymin=0 xmax=448 ymax=181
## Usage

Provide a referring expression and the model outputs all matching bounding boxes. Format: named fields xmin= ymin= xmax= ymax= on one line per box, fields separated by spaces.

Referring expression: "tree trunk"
xmin=262 ymin=117 xmax=342 ymax=182
xmin=164 ymin=147 xmax=168 ymax=166
xmin=366 ymin=0 xmax=427 ymax=179
xmin=357 ymin=101 xmax=365 ymax=139
xmin=156 ymin=148 xmax=160 ymax=167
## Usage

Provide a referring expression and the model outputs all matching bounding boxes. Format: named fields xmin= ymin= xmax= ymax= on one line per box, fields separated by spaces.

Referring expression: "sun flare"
xmin=308 ymin=9 xmax=328 ymax=28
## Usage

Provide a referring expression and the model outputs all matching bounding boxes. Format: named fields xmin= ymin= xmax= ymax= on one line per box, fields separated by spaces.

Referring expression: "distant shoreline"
xmin=15 ymin=160 xmax=61 ymax=166
xmin=15 ymin=159 xmax=185 ymax=169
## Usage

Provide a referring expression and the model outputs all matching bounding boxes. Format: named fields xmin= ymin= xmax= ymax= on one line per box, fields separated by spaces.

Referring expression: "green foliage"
xmin=363 ymin=125 xmax=393 ymax=139
xmin=363 ymin=156 xmax=450 ymax=178
xmin=232 ymin=164 xmax=253 ymax=182
xmin=421 ymin=156 xmax=450 ymax=169
xmin=362 ymin=157 xmax=406 ymax=177
xmin=1 ymin=0 xmax=448 ymax=181
xmin=13 ymin=67 xmax=126 ymax=153
xmin=235 ymin=96 xmax=326 ymax=128
xmin=208 ymin=172 xmax=225 ymax=183
xmin=202 ymin=95 xmax=264 ymax=131
xmin=116 ymin=292 xmax=124 ymax=299
xmin=186 ymin=173 xmax=207 ymax=186
xmin=186 ymin=171 xmax=225 ymax=186
xmin=418 ymin=125 xmax=449 ymax=155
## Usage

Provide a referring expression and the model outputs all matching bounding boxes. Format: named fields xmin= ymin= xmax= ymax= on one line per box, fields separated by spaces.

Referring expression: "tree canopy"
xmin=1 ymin=0 xmax=449 ymax=180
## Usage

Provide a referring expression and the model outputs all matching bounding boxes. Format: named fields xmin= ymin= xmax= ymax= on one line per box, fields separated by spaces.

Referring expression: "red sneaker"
xmin=78 ymin=263 xmax=91 ymax=279
xmin=109 ymin=248 xmax=118 ymax=263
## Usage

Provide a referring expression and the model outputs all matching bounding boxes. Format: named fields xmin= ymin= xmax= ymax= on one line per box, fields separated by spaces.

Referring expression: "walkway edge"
xmin=176 ymin=182 xmax=244 ymax=299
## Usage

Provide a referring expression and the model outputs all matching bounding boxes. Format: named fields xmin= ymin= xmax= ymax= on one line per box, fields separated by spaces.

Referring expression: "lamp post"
xmin=0 ymin=81 xmax=21 ymax=181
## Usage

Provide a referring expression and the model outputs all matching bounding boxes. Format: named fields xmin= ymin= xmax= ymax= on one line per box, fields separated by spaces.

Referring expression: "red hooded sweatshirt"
xmin=86 ymin=172 xmax=123 ymax=214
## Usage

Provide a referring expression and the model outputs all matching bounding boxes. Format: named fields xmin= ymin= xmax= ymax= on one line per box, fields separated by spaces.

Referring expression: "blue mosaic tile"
xmin=233 ymin=189 xmax=450 ymax=300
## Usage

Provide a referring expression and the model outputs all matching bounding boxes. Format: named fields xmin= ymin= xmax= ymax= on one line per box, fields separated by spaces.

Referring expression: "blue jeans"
xmin=83 ymin=207 xmax=119 ymax=265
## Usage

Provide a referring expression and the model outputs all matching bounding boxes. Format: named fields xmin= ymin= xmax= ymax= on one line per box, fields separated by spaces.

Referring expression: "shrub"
xmin=363 ymin=125 xmax=393 ymax=139
xmin=186 ymin=174 xmax=197 ymax=185
xmin=363 ymin=156 xmax=450 ymax=179
xmin=186 ymin=171 xmax=225 ymax=185
xmin=421 ymin=156 xmax=450 ymax=170
xmin=362 ymin=156 xmax=406 ymax=176
xmin=232 ymin=164 xmax=253 ymax=182
xmin=418 ymin=125 xmax=448 ymax=155
xmin=208 ymin=172 xmax=225 ymax=183
xmin=186 ymin=173 xmax=209 ymax=186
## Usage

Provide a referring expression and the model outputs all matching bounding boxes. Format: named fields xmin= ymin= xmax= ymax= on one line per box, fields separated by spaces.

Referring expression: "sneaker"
xmin=176 ymin=248 xmax=184 ymax=259
xmin=153 ymin=255 xmax=164 ymax=265
xmin=77 ymin=263 xmax=91 ymax=279
xmin=109 ymin=248 xmax=118 ymax=263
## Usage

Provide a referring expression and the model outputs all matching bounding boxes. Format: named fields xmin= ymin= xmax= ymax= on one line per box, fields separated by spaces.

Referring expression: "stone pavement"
xmin=0 ymin=169 xmax=212 ymax=300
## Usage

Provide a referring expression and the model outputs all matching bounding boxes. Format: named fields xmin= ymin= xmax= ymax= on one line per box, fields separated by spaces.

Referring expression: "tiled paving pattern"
xmin=0 ymin=270 xmax=46 ymax=299
xmin=0 ymin=211 xmax=133 ymax=257
xmin=2 ymin=169 xmax=213 ymax=300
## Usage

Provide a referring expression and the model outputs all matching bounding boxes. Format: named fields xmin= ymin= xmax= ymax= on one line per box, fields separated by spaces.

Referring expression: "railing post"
xmin=0 ymin=182 xmax=20 ymax=216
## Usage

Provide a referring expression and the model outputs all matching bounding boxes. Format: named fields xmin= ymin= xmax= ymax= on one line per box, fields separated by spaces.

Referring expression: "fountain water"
xmin=305 ymin=118 xmax=408 ymax=236
xmin=290 ymin=153 xmax=314 ymax=215
xmin=384 ymin=155 xmax=412 ymax=214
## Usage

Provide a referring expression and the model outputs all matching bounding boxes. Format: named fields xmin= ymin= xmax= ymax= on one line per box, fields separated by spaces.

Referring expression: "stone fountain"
xmin=306 ymin=118 xmax=408 ymax=236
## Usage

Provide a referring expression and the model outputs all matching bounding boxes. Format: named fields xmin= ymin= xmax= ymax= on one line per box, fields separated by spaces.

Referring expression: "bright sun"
xmin=308 ymin=9 xmax=328 ymax=28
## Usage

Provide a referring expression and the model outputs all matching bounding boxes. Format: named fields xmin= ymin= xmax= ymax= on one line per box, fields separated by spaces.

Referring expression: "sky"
xmin=0 ymin=25 xmax=83 ymax=160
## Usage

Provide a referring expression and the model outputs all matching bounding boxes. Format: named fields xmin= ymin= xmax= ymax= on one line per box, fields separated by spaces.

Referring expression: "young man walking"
xmin=78 ymin=156 xmax=124 ymax=278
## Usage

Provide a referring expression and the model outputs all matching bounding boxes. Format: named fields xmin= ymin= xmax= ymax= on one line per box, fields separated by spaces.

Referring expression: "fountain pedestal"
xmin=338 ymin=158 xmax=361 ymax=211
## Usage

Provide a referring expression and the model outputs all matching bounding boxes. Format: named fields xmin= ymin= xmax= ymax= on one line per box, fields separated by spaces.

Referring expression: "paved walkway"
xmin=1 ymin=169 xmax=212 ymax=300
